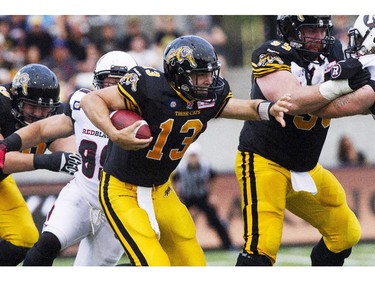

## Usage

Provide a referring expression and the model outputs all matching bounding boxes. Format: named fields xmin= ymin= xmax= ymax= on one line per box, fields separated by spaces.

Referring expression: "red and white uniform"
xmin=42 ymin=89 xmax=123 ymax=266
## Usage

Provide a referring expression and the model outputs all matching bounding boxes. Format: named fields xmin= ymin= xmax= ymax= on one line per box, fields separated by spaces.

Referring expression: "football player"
xmin=313 ymin=15 xmax=375 ymax=118
xmin=0 ymin=64 xmax=81 ymax=266
xmin=1 ymin=51 xmax=138 ymax=266
xmin=79 ymin=35 xmax=293 ymax=266
xmin=234 ymin=15 xmax=371 ymax=266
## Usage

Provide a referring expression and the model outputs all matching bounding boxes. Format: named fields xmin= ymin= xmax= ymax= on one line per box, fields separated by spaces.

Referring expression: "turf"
xmin=51 ymin=242 xmax=375 ymax=266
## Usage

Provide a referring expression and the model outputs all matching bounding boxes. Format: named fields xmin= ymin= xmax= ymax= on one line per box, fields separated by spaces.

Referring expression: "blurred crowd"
xmin=0 ymin=15 xmax=229 ymax=102
xmin=0 ymin=15 xmax=355 ymax=102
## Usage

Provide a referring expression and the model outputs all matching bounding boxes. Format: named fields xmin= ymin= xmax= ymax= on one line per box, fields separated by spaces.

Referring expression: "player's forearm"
xmin=15 ymin=122 xmax=46 ymax=150
xmin=2 ymin=152 xmax=34 ymax=174
xmin=312 ymin=86 xmax=374 ymax=118
xmin=220 ymin=98 xmax=260 ymax=120
xmin=81 ymin=92 xmax=118 ymax=140
xmin=286 ymin=84 xmax=332 ymax=115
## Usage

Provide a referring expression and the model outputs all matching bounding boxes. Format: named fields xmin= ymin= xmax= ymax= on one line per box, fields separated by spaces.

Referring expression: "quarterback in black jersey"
xmin=81 ymin=35 xmax=291 ymax=266
xmin=235 ymin=15 xmax=371 ymax=266
xmin=0 ymin=64 xmax=80 ymax=265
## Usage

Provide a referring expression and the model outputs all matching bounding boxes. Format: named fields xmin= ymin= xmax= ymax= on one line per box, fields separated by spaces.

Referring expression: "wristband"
xmin=33 ymin=154 xmax=60 ymax=171
xmin=319 ymin=80 xmax=352 ymax=101
xmin=2 ymin=133 xmax=22 ymax=152
xmin=257 ymin=101 xmax=273 ymax=121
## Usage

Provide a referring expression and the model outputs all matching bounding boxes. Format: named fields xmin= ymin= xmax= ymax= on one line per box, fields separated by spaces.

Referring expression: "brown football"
xmin=110 ymin=110 xmax=151 ymax=139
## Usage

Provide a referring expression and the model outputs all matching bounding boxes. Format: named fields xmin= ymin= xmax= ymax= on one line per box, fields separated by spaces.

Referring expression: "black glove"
xmin=330 ymin=58 xmax=364 ymax=80
xmin=34 ymin=152 xmax=82 ymax=175
xmin=348 ymin=68 xmax=371 ymax=90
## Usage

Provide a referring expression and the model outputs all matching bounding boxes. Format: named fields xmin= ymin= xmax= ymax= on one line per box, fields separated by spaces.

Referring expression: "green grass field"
xmin=52 ymin=242 xmax=375 ymax=266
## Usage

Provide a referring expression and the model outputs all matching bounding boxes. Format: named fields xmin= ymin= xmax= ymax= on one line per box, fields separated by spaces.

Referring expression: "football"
xmin=110 ymin=109 xmax=151 ymax=139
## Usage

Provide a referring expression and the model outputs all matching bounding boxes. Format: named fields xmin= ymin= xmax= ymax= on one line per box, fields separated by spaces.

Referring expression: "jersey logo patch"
xmin=258 ymin=53 xmax=284 ymax=67
xmin=197 ymin=100 xmax=215 ymax=109
xmin=168 ymin=99 xmax=178 ymax=109
xmin=73 ymin=100 xmax=81 ymax=110
xmin=0 ymin=86 xmax=10 ymax=98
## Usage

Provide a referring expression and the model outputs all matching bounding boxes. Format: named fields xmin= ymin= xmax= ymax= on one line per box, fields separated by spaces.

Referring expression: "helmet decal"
xmin=13 ymin=72 xmax=30 ymax=96
xmin=166 ymin=46 xmax=197 ymax=69
xmin=297 ymin=15 xmax=305 ymax=22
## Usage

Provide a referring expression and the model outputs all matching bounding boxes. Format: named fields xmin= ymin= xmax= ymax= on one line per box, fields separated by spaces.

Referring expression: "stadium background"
xmin=5 ymin=15 xmax=375 ymax=260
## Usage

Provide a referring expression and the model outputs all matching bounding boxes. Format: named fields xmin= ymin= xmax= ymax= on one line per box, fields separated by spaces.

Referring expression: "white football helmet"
xmin=93 ymin=51 xmax=138 ymax=89
xmin=345 ymin=15 xmax=375 ymax=58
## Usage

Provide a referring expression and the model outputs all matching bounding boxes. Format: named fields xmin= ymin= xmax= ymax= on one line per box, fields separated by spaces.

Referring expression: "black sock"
xmin=23 ymin=232 xmax=62 ymax=266
xmin=311 ymin=237 xmax=352 ymax=266
xmin=0 ymin=240 xmax=30 ymax=266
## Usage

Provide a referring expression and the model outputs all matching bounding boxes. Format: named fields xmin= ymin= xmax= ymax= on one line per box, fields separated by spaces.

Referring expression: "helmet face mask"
xmin=277 ymin=15 xmax=334 ymax=62
xmin=93 ymin=51 xmax=138 ymax=90
xmin=11 ymin=64 xmax=60 ymax=126
xmin=163 ymin=35 xmax=224 ymax=101
xmin=345 ymin=15 xmax=375 ymax=58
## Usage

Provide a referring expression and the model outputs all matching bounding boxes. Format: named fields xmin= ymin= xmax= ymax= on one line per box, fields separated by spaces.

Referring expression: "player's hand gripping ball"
xmin=110 ymin=110 xmax=151 ymax=139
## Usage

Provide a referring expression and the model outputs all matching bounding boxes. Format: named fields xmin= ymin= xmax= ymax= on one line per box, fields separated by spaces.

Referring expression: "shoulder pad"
xmin=252 ymin=40 xmax=296 ymax=78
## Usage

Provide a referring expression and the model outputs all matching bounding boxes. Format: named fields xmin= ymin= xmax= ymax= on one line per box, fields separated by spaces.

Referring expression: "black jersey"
xmin=238 ymin=39 xmax=344 ymax=172
xmin=103 ymin=66 xmax=232 ymax=187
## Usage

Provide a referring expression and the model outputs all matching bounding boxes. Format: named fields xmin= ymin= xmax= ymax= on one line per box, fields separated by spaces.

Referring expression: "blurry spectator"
xmin=24 ymin=16 xmax=54 ymax=60
xmin=78 ymin=42 xmax=102 ymax=73
xmin=42 ymin=38 xmax=78 ymax=101
xmin=8 ymin=15 xmax=27 ymax=46
xmin=332 ymin=15 xmax=354 ymax=50
xmin=173 ymin=142 xmax=233 ymax=250
xmin=191 ymin=15 xmax=228 ymax=57
xmin=119 ymin=17 xmax=147 ymax=51
xmin=0 ymin=33 xmax=14 ymax=70
xmin=75 ymin=42 xmax=102 ymax=90
xmin=64 ymin=16 xmax=91 ymax=62
xmin=127 ymin=34 xmax=161 ymax=70
xmin=0 ymin=68 xmax=11 ymax=84
xmin=94 ymin=23 xmax=121 ymax=54
xmin=0 ymin=17 xmax=17 ymax=49
xmin=153 ymin=16 xmax=182 ymax=54
xmin=337 ymin=135 xmax=368 ymax=167
xmin=24 ymin=45 xmax=42 ymax=65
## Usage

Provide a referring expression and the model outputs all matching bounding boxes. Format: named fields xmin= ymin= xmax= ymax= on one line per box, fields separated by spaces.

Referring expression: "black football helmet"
xmin=163 ymin=35 xmax=224 ymax=101
xmin=11 ymin=64 xmax=60 ymax=125
xmin=277 ymin=15 xmax=335 ymax=62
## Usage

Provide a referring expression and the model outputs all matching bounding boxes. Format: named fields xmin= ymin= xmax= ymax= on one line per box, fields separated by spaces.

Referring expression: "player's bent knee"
xmin=168 ymin=204 xmax=196 ymax=240
xmin=14 ymin=224 xmax=39 ymax=248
